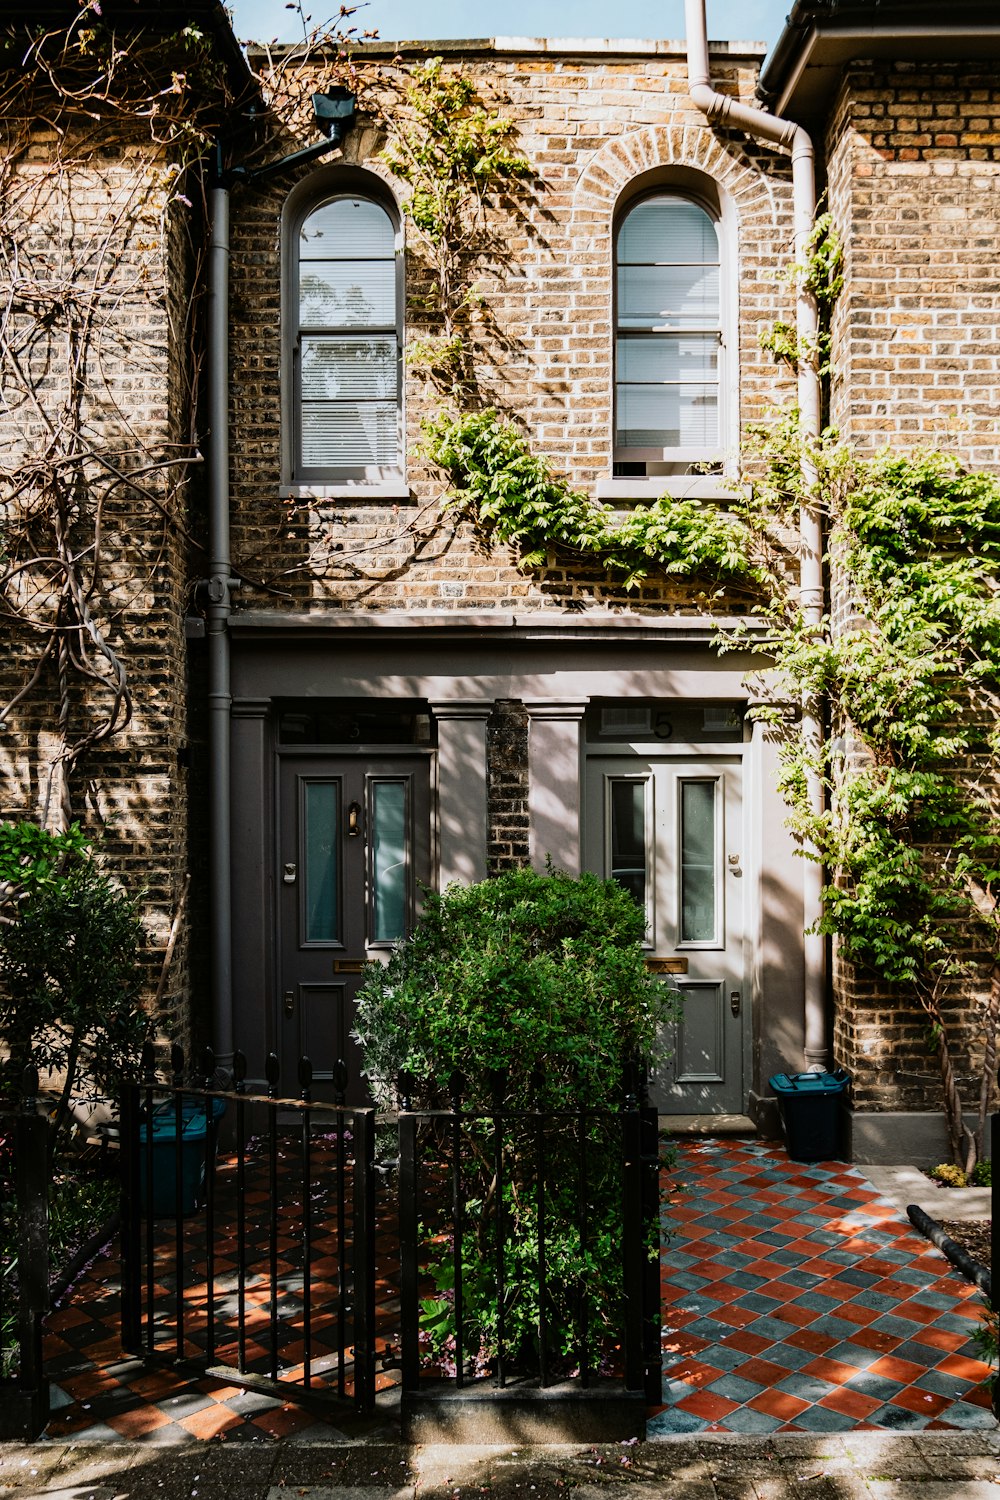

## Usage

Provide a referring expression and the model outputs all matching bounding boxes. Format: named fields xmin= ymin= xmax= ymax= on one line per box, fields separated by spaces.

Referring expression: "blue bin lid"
xmin=139 ymin=1096 xmax=226 ymax=1142
xmin=769 ymin=1069 xmax=850 ymax=1096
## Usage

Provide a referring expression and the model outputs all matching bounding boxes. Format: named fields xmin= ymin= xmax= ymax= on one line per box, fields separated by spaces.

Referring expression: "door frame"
xmin=583 ymin=742 xmax=752 ymax=1117
xmin=273 ymin=742 xmax=437 ymax=1095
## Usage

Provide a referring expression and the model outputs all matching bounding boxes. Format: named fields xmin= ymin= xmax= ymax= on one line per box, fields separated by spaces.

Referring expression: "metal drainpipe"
xmin=203 ymin=106 xmax=356 ymax=1073
xmin=684 ymin=0 xmax=828 ymax=1070
xmin=207 ymin=147 xmax=236 ymax=1069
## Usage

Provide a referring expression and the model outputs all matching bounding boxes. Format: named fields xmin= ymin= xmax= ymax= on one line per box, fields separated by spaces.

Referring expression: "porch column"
xmin=524 ymin=700 xmax=587 ymax=875
xmin=429 ymin=700 xmax=492 ymax=887
xmin=230 ymin=698 xmax=272 ymax=1069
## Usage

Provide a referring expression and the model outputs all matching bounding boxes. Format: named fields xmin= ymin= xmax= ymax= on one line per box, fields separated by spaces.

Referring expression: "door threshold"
xmin=660 ymin=1113 xmax=756 ymax=1135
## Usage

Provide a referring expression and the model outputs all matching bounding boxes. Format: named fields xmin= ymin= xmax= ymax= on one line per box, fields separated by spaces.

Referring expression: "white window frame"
xmin=281 ymin=169 xmax=406 ymax=492
xmin=612 ymin=181 xmax=736 ymax=480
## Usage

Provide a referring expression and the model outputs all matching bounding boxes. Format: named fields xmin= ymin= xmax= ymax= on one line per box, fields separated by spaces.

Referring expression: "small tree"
xmin=355 ymin=867 xmax=672 ymax=1372
xmin=0 ymin=822 xmax=147 ymax=1161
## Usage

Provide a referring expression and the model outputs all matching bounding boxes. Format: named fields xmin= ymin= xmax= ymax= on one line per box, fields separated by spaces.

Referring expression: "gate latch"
xmin=730 ymin=990 xmax=742 ymax=1017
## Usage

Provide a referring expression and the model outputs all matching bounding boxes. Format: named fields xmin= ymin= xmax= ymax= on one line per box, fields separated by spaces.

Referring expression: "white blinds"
xmin=296 ymin=196 xmax=399 ymax=473
xmin=615 ymin=195 xmax=721 ymax=454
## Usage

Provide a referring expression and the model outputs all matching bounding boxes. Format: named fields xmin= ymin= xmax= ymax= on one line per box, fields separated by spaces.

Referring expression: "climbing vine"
xmin=414 ymin=167 xmax=1000 ymax=1167
xmin=380 ymin=58 xmax=531 ymax=399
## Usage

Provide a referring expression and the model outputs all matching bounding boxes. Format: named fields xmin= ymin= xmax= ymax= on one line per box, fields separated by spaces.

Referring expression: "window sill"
xmin=596 ymin=476 xmax=733 ymax=502
xmin=280 ymin=482 xmax=413 ymax=501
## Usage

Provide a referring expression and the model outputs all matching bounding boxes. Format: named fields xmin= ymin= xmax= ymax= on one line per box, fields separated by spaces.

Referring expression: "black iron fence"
xmin=2 ymin=1045 xmax=661 ymax=1436
xmin=395 ymin=1065 xmax=661 ymax=1402
xmin=119 ymin=1043 xmax=379 ymax=1414
xmin=0 ymin=1069 xmax=50 ymax=1439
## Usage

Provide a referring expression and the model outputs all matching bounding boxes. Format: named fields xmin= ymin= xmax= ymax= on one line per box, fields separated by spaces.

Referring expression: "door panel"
xmin=585 ymin=754 xmax=745 ymax=1115
xmin=278 ymin=753 xmax=431 ymax=1103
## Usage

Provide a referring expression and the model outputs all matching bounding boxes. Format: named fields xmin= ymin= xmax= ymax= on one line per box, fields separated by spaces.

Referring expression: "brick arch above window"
xmin=570 ymin=127 xmax=789 ymax=485
xmin=571 ymin=125 xmax=781 ymax=226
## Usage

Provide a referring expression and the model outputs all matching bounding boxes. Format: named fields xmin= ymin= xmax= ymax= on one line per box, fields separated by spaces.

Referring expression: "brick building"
xmin=3 ymin=1 xmax=1000 ymax=1161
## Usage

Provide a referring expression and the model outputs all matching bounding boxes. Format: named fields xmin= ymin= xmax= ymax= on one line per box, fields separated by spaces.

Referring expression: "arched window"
xmin=614 ymin=194 xmax=722 ymax=474
xmin=292 ymin=191 xmax=401 ymax=480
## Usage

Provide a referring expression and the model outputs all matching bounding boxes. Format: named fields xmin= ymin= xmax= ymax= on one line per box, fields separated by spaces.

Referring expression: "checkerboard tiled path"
xmin=39 ymin=1135 xmax=995 ymax=1442
xmin=651 ymin=1137 xmax=994 ymax=1436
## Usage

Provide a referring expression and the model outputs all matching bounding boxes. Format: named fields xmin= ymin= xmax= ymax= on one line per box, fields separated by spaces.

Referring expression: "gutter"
xmin=685 ymin=0 xmax=827 ymax=1071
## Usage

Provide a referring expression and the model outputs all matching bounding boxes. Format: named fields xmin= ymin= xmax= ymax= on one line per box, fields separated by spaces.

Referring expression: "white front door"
xmin=584 ymin=754 xmax=746 ymax=1115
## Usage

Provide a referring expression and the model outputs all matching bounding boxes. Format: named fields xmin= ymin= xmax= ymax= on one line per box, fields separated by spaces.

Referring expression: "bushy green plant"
xmin=355 ymin=868 xmax=672 ymax=1372
xmin=930 ymin=1162 xmax=968 ymax=1188
xmin=355 ymin=866 xmax=668 ymax=1105
xmin=0 ymin=823 xmax=147 ymax=1161
xmin=972 ymin=1158 xmax=992 ymax=1187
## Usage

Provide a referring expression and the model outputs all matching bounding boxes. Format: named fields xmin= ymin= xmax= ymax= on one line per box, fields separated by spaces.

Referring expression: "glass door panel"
xmin=370 ymin=778 xmax=408 ymax=943
xmin=303 ymin=780 xmax=340 ymax=944
xmin=678 ymin=778 xmax=720 ymax=946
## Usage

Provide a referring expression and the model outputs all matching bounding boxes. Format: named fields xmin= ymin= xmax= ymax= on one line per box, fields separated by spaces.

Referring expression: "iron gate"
xmin=119 ymin=1044 xmax=661 ymax=1416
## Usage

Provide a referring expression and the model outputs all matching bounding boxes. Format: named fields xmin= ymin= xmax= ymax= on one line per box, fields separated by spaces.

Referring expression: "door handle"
xmin=347 ymin=801 xmax=362 ymax=837
xmin=283 ymin=989 xmax=295 ymax=1017
xmin=730 ymin=990 xmax=742 ymax=1017
xmin=283 ymin=863 xmax=297 ymax=884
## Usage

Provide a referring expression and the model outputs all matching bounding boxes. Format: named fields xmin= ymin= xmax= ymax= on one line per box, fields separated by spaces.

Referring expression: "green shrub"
xmin=972 ymin=1158 xmax=992 ymax=1187
xmin=355 ymin=868 xmax=673 ymax=1374
xmin=0 ymin=823 xmax=147 ymax=1161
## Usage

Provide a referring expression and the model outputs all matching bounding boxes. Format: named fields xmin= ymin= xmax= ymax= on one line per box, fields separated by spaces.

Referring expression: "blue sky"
xmin=227 ymin=1 xmax=790 ymax=50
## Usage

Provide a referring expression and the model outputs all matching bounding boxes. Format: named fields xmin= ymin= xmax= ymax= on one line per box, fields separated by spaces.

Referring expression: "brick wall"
xmin=825 ymin=60 xmax=1000 ymax=1113
xmin=0 ymin=129 xmax=197 ymax=1044
xmin=827 ymin=62 xmax=1000 ymax=468
xmin=228 ymin=41 xmax=797 ymax=616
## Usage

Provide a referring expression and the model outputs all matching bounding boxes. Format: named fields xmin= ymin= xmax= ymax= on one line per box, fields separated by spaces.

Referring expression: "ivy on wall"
xmin=386 ymin=73 xmax=1000 ymax=1168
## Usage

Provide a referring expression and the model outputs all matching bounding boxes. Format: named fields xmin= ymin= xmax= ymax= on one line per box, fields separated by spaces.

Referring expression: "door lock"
xmin=347 ymin=800 xmax=362 ymax=837
xmin=730 ymin=990 xmax=742 ymax=1017
xmin=283 ymin=862 xmax=297 ymax=884
xmin=283 ymin=989 xmax=295 ymax=1017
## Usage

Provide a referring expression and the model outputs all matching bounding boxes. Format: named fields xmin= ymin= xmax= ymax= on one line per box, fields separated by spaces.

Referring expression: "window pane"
xmin=300 ymin=197 xmax=395 ymax=259
xmin=300 ymin=261 xmax=395 ymax=328
xmin=304 ymin=782 xmax=339 ymax=943
xmin=617 ymin=265 xmax=719 ymax=328
xmin=610 ymin=780 xmax=646 ymax=910
xmin=617 ymin=383 xmax=719 ymax=447
xmin=618 ymin=199 xmax=718 ymax=264
xmin=680 ymin=781 xmax=716 ymax=943
xmin=372 ymin=781 xmax=407 ymax=942
xmin=301 ymin=335 xmax=397 ymax=400
xmin=617 ymin=334 xmax=718 ymax=383
xmin=301 ymin=401 xmax=398 ymax=467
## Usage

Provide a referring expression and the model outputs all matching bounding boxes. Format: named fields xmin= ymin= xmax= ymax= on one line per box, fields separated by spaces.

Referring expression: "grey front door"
xmin=277 ymin=751 xmax=432 ymax=1103
xmin=585 ymin=753 xmax=746 ymax=1115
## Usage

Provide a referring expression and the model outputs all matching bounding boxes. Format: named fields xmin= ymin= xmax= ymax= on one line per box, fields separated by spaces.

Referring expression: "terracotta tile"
xmin=662 ymin=1357 xmax=721 ymax=1387
xmin=786 ymin=1328 xmax=839 ymax=1355
xmin=179 ymin=1404 xmax=246 ymax=1440
xmin=817 ymin=1387 xmax=883 ymax=1419
xmin=909 ymin=1325 xmax=967 ymax=1353
xmin=747 ymin=1388 xmax=811 ymax=1420
xmin=937 ymin=1352 xmax=992 ymax=1381
xmin=714 ymin=1304 xmax=764 ymax=1330
xmin=720 ymin=1329 xmax=772 ymax=1356
xmin=675 ymin=1388 xmax=740 ymax=1420
xmin=737 ymin=1356 xmax=795 ymax=1386
xmin=836 ymin=1302 xmax=881 ymax=1327
xmin=251 ymin=1404 xmax=316 ymax=1438
xmin=106 ymin=1405 xmax=174 ymax=1437
xmin=849 ymin=1327 xmax=902 ymax=1353
xmin=894 ymin=1299 xmax=945 ymax=1326
xmin=802 ymin=1355 xmax=864 ymax=1385
xmin=777 ymin=1302 xmax=819 ymax=1327
xmin=888 ymin=1386 xmax=953 ymax=1417
xmin=868 ymin=1354 xmax=929 ymax=1384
